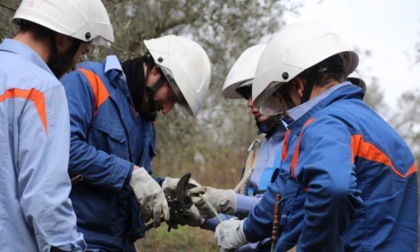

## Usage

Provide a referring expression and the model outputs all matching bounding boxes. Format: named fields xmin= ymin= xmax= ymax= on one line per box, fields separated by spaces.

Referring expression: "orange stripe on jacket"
xmin=79 ymin=68 xmax=109 ymax=116
xmin=289 ymin=117 xmax=417 ymax=180
xmin=351 ymin=134 xmax=417 ymax=178
xmin=290 ymin=118 xmax=315 ymax=178
xmin=281 ymin=129 xmax=291 ymax=161
xmin=0 ymin=88 xmax=47 ymax=133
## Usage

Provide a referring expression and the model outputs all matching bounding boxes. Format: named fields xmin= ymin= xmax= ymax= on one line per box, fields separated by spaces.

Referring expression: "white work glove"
xmin=215 ymin=218 xmax=247 ymax=250
xmin=129 ymin=167 xmax=169 ymax=227
xmin=189 ymin=186 xmax=236 ymax=219
xmin=162 ymin=176 xmax=203 ymax=227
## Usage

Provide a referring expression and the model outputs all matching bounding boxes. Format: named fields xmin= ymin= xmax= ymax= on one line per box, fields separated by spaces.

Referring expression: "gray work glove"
xmin=129 ymin=167 xmax=170 ymax=227
xmin=189 ymin=186 xmax=236 ymax=219
xmin=162 ymin=176 xmax=203 ymax=227
xmin=161 ymin=176 xmax=201 ymax=190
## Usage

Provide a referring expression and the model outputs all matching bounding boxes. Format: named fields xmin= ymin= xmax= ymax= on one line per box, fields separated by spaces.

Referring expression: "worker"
xmin=191 ymin=44 xmax=287 ymax=251
xmin=0 ymin=0 xmax=114 ymax=251
xmin=215 ymin=21 xmax=418 ymax=252
xmin=60 ymin=35 xmax=211 ymax=251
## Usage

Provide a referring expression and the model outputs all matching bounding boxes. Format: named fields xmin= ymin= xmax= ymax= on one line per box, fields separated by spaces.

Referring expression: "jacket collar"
xmin=287 ymin=82 xmax=364 ymax=132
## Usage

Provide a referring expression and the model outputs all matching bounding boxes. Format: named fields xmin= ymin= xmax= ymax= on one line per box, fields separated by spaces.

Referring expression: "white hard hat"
xmin=12 ymin=0 xmax=114 ymax=47
xmin=253 ymin=21 xmax=359 ymax=115
xmin=222 ymin=44 xmax=267 ymax=99
xmin=144 ymin=35 xmax=211 ymax=117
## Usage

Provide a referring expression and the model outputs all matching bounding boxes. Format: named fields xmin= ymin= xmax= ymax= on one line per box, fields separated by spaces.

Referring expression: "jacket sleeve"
xmin=242 ymin=175 xmax=283 ymax=242
xmin=61 ymin=70 xmax=132 ymax=190
xmin=235 ymin=194 xmax=261 ymax=219
xmin=200 ymin=214 xmax=232 ymax=231
xmin=18 ymin=85 xmax=86 ymax=251
xmin=294 ymin=116 xmax=363 ymax=251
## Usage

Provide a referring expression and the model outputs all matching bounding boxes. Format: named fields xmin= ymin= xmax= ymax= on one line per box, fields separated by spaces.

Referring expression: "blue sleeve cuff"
xmin=110 ymin=157 xmax=133 ymax=190
xmin=235 ymin=194 xmax=261 ymax=219
xmin=200 ymin=214 xmax=232 ymax=231
xmin=154 ymin=176 xmax=165 ymax=186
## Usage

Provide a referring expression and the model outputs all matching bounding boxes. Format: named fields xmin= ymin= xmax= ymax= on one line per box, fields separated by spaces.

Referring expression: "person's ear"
xmin=150 ymin=66 xmax=160 ymax=76
xmin=294 ymin=76 xmax=305 ymax=98
xmin=55 ymin=34 xmax=73 ymax=52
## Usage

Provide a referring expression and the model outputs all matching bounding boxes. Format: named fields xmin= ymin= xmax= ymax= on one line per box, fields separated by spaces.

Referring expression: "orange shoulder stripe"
xmin=351 ymin=134 xmax=417 ymax=178
xmin=0 ymin=88 xmax=47 ymax=133
xmin=79 ymin=68 xmax=109 ymax=116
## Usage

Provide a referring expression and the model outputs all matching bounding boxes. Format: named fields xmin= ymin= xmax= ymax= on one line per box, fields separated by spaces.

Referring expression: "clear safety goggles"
xmin=256 ymin=81 xmax=284 ymax=116
xmin=160 ymin=67 xmax=192 ymax=118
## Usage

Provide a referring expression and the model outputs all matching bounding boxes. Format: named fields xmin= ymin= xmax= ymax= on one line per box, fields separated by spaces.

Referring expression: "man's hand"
xmin=189 ymin=186 xmax=236 ymax=219
xmin=129 ymin=167 xmax=169 ymax=227
xmin=215 ymin=218 xmax=247 ymax=250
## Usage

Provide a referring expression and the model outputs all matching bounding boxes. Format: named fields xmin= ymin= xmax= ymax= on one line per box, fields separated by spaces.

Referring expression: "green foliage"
xmin=0 ymin=1 xmax=18 ymax=40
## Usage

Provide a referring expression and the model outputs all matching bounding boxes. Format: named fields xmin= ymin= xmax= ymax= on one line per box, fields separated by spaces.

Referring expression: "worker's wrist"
xmin=133 ymin=165 xmax=143 ymax=174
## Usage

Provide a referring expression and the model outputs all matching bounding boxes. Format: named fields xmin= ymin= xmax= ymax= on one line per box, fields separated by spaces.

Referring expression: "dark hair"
xmin=235 ymin=84 xmax=252 ymax=100
xmin=142 ymin=51 xmax=156 ymax=67
xmin=19 ymin=19 xmax=82 ymax=78
xmin=299 ymin=54 xmax=346 ymax=87
xmin=19 ymin=20 xmax=54 ymax=41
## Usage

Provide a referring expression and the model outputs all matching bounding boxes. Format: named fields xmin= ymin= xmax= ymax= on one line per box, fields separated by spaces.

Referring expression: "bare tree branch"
xmin=0 ymin=3 xmax=15 ymax=13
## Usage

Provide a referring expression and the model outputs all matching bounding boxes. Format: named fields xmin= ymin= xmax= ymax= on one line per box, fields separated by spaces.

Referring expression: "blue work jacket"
xmin=61 ymin=56 xmax=156 ymax=251
xmin=244 ymin=83 xmax=418 ymax=251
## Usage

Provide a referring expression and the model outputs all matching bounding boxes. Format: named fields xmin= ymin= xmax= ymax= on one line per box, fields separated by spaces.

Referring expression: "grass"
xmin=135 ymin=224 xmax=218 ymax=252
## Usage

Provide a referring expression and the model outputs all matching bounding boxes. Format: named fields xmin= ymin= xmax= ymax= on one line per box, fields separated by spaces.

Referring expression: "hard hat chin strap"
xmin=300 ymin=70 xmax=318 ymax=104
xmin=146 ymin=75 xmax=166 ymax=94
xmin=300 ymin=54 xmax=344 ymax=104
xmin=143 ymin=61 xmax=167 ymax=120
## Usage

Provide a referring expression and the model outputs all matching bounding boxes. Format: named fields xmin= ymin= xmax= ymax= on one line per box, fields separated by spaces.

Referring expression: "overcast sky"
xmin=282 ymin=0 xmax=420 ymax=108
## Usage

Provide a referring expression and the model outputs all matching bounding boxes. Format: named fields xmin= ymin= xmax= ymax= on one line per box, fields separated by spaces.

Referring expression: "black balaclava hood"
xmin=122 ymin=54 xmax=166 ymax=121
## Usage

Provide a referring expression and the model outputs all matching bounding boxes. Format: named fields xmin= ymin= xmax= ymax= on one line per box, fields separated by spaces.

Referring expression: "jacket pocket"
xmin=280 ymin=178 xmax=305 ymax=233
xmin=90 ymin=117 xmax=128 ymax=158
xmin=91 ymin=117 xmax=125 ymax=143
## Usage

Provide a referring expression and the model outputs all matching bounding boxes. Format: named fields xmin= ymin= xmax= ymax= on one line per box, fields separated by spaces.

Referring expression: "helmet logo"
xmin=282 ymin=72 xmax=289 ymax=80
xmin=85 ymin=32 xmax=91 ymax=40
xmin=158 ymin=57 xmax=163 ymax=63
